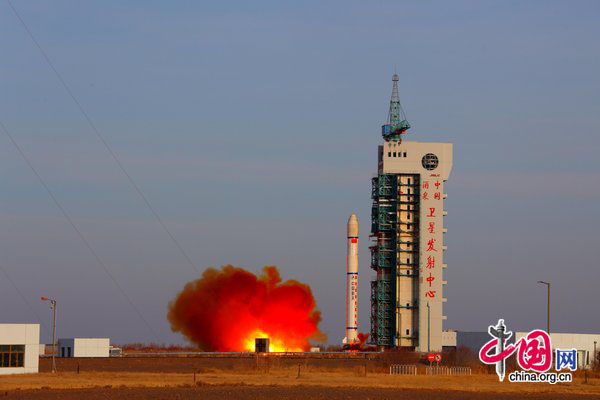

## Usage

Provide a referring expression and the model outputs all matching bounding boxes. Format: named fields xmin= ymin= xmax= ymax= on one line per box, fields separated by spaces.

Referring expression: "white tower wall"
xmin=377 ymin=140 xmax=452 ymax=352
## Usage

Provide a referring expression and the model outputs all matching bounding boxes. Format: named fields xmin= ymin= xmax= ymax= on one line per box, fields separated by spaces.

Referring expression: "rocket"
xmin=344 ymin=214 xmax=359 ymax=345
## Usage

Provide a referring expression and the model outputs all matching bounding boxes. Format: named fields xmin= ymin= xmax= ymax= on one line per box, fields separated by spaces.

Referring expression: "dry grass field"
xmin=0 ymin=356 xmax=598 ymax=399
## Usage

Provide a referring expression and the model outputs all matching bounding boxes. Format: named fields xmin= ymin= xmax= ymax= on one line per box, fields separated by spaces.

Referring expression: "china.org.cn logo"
xmin=478 ymin=319 xmax=576 ymax=384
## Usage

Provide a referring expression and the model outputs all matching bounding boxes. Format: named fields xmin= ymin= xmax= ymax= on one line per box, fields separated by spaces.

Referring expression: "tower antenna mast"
xmin=382 ymin=72 xmax=410 ymax=141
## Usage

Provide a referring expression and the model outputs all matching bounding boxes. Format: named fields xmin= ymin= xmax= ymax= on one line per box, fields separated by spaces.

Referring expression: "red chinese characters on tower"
xmin=426 ymin=272 xmax=435 ymax=287
xmin=421 ymin=179 xmax=444 ymax=301
xmin=426 ymin=255 xmax=435 ymax=269
xmin=428 ymin=222 xmax=435 ymax=234
xmin=426 ymin=238 xmax=437 ymax=252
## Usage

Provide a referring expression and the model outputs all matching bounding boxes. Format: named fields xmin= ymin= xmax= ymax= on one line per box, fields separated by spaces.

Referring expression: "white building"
xmin=58 ymin=338 xmax=110 ymax=358
xmin=370 ymin=74 xmax=452 ymax=352
xmin=0 ymin=324 xmax=40 ymax=375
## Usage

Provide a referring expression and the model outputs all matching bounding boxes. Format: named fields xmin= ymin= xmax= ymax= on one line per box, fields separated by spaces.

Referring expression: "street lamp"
xmin=537 ymin=281 xmax=550 ymax=334
xmin=41 ymin=296 xmax=57 ymax=373
xmin=427 ymin=302 xmax=431 ymax=354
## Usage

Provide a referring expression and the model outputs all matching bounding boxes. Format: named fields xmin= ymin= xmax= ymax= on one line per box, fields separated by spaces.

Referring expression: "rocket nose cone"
xmin=347 ymin=214 xmax=358 ymax=237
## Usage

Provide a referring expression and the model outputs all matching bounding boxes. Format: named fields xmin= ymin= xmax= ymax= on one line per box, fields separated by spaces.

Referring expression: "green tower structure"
xmin=370 ymin=74 xmax=453 ymax=352
xmin=371 ymin=74 xmax=418 ymax=348
xmin=381 ymin=73 xmax=410 ymax=142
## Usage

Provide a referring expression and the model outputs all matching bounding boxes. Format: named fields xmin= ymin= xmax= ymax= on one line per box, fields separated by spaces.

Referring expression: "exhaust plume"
xmin=168 ymin=265 xmax=325 ymax=352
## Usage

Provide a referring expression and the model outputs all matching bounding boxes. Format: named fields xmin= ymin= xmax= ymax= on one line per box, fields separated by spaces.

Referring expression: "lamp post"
xmin=427 ymin=302 xmax=431 ymax=353
xmin=41 ymin=296 xmax=57 ymax=373
xmin=537 ymin=281 xmax=550 ymax=334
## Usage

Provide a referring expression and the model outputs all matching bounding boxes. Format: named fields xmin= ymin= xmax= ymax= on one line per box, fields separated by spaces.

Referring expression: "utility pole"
xmin=427 ymin=302 xmax=431 ymax=353
xmin=537 ymin=281 xmax=550 ymax=334
xmin=41 ymin=297 xmax=57 ymax=373
xmin=594 ymin=341 xmax=597 ymax=369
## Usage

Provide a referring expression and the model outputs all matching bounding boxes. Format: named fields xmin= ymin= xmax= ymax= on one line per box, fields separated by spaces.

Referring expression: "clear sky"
xmin=1 ymin=1 xmax=599 ymax=345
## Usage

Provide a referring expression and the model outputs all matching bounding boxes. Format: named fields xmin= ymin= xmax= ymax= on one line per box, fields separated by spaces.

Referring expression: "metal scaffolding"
xmin=381 ymin=73 xmax=410 ymax=142
xmin=370 ymin=173 xmax=420 ymax=348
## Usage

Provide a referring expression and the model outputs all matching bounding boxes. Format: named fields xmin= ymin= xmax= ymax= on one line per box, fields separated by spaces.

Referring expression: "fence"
xmin=426 ymin=366 xmax=471 ymax=376
xmin=389 ymin=364 xmax=417 ymax=375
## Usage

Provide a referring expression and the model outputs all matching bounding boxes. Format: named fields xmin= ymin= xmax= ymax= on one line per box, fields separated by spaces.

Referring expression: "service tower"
xmin=370 ymin=74 xmax=453 ymax=352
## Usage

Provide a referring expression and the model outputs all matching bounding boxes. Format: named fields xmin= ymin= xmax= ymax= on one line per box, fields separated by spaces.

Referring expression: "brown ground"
xmin=0 ymin=356 xmax=597 ymax=399
xmin=2 ymin=385 xmax=597 ymax=400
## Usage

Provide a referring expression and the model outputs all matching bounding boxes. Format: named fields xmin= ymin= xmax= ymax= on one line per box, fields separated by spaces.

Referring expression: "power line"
xmin=0 ymin=120 xmax=160 ymax=341
xmin=6 ymin=0 xmax=200 ymax=275
xmin=0 ymin=261 xmax=49 ymax=337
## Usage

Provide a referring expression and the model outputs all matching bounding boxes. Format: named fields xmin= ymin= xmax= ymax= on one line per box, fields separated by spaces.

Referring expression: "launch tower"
xmin=370 ymin=74 xmax=453 ymax=352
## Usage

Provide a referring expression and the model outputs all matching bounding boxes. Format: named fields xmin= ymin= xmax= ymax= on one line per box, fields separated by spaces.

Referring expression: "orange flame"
xmin=168 ymin=265 xmax=325 ymax=352
xmin=243 ymin=330 xmax=303 ymax=352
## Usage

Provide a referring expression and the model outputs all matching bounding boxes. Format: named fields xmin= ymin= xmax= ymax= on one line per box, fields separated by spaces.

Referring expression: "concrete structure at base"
xmin=0 ymin=324 xmax=40 ymax=375
xmin=58 ymin=338 xmax=110 ymax=358
xmin=443 ymin=330 xmax=600 ymax=369
xmin=370 ymin=74 xmax=452 ymax=352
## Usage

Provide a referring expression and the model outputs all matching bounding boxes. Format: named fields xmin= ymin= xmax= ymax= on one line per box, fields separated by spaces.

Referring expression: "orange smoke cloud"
xmin=357 ymin=332 xmax=369 ymax=345
xmin=168 ymin=265 xmax=325 ymax=352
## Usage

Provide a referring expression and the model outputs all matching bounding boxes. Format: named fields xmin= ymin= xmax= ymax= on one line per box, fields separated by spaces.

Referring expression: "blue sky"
xmin=1 ymin=0 xmax=599 ymax=344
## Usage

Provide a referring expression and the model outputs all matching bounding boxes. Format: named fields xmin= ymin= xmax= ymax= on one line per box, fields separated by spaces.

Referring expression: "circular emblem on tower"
xmin=422 ymin=153 xmax=439 ymax=170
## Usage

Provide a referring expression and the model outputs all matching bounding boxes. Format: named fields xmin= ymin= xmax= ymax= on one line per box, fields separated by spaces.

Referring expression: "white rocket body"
xmin=345 ymin=214 xmax=359 ymax=344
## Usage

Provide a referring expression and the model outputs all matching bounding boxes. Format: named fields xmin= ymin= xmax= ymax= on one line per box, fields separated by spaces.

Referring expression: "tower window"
xmin=388 ymin=152 xmax=391 ymax=157
xmin=404 ymin=152 xmax=407 ymax=157
xmin=393 ymin=152 xmax=397 ymax=157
